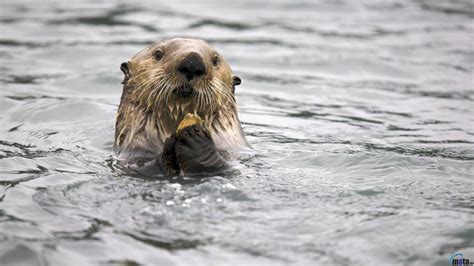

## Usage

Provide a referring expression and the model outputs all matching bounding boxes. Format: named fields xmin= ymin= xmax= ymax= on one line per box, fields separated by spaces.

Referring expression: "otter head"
xmin=115 ymin=38 xmax=246 ymax=159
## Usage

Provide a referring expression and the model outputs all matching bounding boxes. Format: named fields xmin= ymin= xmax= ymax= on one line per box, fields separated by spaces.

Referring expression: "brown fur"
xmin=114 ymin=38 xmax=248 ymax=161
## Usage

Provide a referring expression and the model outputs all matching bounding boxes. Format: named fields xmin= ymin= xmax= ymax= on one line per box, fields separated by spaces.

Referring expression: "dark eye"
xmin=155 ymin=50 xmax=164 ymax=61
xmin=212 ymin=55 xmax=219 ymax=66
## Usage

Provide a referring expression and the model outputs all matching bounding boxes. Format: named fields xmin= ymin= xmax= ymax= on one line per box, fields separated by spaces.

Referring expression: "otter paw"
xmin=175 ymin=125 xmax=228 ymax=175
xmin=161 ymin=133 xmax=180 ymax=176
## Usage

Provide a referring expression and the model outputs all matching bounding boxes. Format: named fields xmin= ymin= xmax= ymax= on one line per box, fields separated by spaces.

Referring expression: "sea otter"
xmin=114 ymin=38 xmax=248 ymax=176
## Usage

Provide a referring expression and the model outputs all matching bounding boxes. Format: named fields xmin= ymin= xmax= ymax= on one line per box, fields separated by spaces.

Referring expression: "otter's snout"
xmin=177 ymin=53 xmax=206 ymax=81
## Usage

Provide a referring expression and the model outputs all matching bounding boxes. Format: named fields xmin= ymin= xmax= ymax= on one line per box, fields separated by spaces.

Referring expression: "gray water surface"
xmin=1 ymin=0 xmax=473 ymax=265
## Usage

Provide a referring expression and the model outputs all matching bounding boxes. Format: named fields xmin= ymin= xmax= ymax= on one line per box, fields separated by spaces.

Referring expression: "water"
xmin=1 ymin=0 xmax=473 ymax=265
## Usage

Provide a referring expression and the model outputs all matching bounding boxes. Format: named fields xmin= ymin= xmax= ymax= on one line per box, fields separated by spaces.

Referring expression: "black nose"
xmin=177 ymin=53 xmax=206 ymax=81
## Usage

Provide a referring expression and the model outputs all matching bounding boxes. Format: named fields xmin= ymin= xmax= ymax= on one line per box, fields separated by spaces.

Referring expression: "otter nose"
xmin=177 ymin=53 xmax=206 ymax=81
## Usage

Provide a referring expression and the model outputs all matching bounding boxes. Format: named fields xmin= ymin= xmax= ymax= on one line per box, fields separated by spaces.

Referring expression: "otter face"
xmin=121 ymin=38 xmax=240 ymax=110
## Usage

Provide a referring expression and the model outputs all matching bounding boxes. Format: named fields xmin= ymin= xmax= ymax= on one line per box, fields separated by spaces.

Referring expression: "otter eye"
xmin=212 ymin=55 xmax=219 ymax=66
xmin=154 ymin=50 xmax=164 ymax=61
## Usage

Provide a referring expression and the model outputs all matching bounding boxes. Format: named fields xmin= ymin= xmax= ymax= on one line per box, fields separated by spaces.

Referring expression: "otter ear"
xmin=233 ymin=76 xmax=241 ymax=86
xmin=120 ymin=61 xmax=131 ymax=84
xmin=232 ymin=76 xmax=241 ymax=94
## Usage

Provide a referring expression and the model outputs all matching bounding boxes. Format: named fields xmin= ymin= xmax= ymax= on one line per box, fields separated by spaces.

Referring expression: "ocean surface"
xmin=0 ymin=0 xmax=473 ymax=265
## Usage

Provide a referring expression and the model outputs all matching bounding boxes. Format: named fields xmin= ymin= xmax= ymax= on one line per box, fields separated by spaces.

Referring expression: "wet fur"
xmin=114 ymin=38 xmax=248 ymax=162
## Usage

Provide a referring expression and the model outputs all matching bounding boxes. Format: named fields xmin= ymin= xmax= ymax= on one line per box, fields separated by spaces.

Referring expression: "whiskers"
xmin=134 ymin=70 xmax=233 ymax=115
xmin=126 ymin=68 xmax=236 ymax=139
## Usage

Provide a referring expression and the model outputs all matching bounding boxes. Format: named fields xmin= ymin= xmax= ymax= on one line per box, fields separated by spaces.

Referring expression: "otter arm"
xmin=161 ymin=136 xmax=180 ymax=176
xmin=161 ymin=125 xmax=228 ymax=176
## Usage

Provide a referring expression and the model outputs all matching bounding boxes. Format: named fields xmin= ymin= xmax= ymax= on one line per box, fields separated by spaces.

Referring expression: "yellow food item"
xmin=176 ymin=113 xmax=204 ymax=133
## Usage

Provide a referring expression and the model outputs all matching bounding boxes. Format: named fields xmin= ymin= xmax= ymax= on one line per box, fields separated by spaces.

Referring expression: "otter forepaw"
xmin=161 ymin=133 xmax=180 ymax=176
xmin=175 ymin=125 xmax=228 ymax=175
